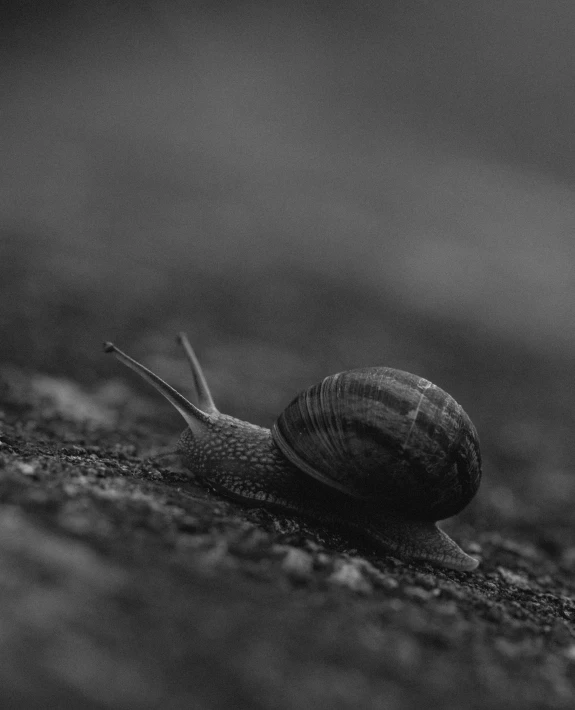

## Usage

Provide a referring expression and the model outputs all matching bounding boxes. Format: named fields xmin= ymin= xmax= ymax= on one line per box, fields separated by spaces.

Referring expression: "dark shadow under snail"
xmin=103 ymin=334 xmax=482 ymax=572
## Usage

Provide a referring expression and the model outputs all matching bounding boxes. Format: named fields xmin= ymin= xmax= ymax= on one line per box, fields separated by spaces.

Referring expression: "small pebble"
xmin=483 ymin=582 xmax=499 ymax=592
xmin=495 ymin=638 xmax=522 ymax=658
xmin=316 ymin=553 xmax=331 ymax=567
xmin=14 ymin=461 xmax=37 ymax=476
xmin=345 ymin=558 xmax=398 ymax=591
xmin=466 ymin=542 xmax=482 ymax=555
xmin=497 ymin=567 xmax=530 ymax=589
xmin=440 ymin=584 xmax=466 ymax=601
xmin=281 ymin=548 xmax=314 ymax=582
xmin=403 ymin=585 xmax=439 ymax=602
xmin=328 ymin=560 xmax=372 ymax=594
xmin=378 ymin=575 xmax=399 ymax=592
xmin=413 ymin=573 xmax=437 ymax=590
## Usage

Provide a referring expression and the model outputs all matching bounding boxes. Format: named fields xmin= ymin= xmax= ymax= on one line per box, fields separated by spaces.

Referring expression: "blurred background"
xmin=2 ymin=1 xmax=575 ymax=526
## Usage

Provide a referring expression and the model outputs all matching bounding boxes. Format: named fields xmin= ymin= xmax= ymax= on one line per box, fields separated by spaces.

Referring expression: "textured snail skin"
xmin=177 ymin=417 xmax=479 ymax=572
xmin=104 ymin=338 xmax=480 ymax=572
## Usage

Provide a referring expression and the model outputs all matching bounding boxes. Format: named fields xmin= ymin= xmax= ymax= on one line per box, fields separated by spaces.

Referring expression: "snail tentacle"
xmin=103 ymin=341 xmax=213 ymax=436
xmin=176 ymin=332 xmax=218 ymax=414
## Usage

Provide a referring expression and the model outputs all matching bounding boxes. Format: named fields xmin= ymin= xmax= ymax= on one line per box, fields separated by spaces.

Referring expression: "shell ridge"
xmin=402 ymin=379 xmax=432 ymax=453
xmin=317 ymin=377 xmax=337 ymax=464
xmin=272 ymin=366 xmax=481 ymax=519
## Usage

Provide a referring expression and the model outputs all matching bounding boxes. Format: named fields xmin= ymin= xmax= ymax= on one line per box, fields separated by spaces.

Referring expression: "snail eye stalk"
xmin=103 ymin=341 xmax=212 ymax=435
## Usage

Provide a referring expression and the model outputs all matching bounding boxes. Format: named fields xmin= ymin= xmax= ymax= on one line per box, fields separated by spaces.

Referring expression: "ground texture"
xmin=2 ymin=293 xmax=575 ymax=709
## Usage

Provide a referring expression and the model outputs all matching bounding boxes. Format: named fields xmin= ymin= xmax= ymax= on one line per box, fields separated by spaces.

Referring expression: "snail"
xmin=103 ymin=334 xmax=481 ymax=571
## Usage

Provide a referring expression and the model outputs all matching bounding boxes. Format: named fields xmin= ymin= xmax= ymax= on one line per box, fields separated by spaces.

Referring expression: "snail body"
xmin=104 ymin=335 xmax=481 ymax=571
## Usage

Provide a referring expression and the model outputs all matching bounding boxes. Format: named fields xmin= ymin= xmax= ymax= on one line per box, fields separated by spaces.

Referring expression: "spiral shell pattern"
xmin=272 ymin=367 xmax=481 ymax=521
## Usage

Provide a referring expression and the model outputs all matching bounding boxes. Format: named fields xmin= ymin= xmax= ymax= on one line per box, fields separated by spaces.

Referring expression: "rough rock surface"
xmin=1 ymin=351 xmax=575 ymax=710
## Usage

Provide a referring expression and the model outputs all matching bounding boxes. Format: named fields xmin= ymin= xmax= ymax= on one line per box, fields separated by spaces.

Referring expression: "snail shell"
xmin=272 ymin=367 xmax=481 ymax=522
